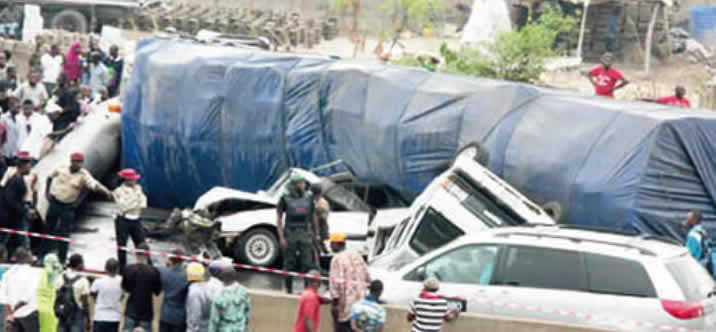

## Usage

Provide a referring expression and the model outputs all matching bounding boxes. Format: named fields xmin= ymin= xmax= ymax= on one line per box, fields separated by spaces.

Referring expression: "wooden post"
xmin=644 ymin=3 xmax=661 ymax=75
xmin=576 ymin=0 xmax=590 ymax=59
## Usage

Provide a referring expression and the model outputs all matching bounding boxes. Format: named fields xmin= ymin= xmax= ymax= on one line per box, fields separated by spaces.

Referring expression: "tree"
xmin=379 ymin=0 xmax=443 ymax=54
xmin=393 ymin=3 xmax=579 ymax=83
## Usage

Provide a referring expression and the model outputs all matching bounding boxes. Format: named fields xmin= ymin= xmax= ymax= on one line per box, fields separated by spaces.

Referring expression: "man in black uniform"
xmin=0 ymin=151 xmax=32 ymax=256
xmin=277 ymin=174 xmax=319 ymax=294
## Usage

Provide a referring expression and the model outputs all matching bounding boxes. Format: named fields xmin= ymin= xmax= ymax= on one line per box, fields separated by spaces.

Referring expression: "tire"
xmin=234 ymin=228 xmax=280 ymax=267
xmin=51 ymin=9 xmax=88 ymax=33
xmin=542 ymin=201 xmax=563 ymax=222
xmin=452 ymin=141 xmax=490 ymax=167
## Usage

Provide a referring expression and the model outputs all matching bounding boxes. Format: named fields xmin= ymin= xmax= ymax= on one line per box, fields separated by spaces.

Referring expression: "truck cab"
xmin=368 ymin=144 xmax=557 ymax=268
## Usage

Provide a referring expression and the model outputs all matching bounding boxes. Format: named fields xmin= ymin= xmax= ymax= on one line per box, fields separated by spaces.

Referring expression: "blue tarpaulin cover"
xmin=123 ymin=38 xmax=716 ymax=241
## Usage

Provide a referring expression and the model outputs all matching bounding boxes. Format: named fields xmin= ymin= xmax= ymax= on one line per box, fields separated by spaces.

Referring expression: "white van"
xmin=367 ymin=143 xmax=557 ymax=266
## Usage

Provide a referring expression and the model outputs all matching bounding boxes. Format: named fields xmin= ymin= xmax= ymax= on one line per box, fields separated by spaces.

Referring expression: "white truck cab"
xmin=368 ymin=143 xmax=556 ymax=265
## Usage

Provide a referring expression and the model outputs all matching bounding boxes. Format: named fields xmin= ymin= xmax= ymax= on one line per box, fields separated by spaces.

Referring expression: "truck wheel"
xmin=234 ymin=228 xmax=280 ymax=267
xmin=51 ymin=9 xmax=88 ymax=33
xmin=542 ymin=201 xmax=563 ymax=222
xmin=452 ymin=142 xmax=490 ymax=167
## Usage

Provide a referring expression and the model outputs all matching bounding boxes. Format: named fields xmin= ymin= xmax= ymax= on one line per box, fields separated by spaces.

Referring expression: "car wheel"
xmin=452 ymin=142 xmax=490 ymax=167
xmin=235 ymin=228 xmax=280 ymax=267
xmin=542 ymin=201 xmax=563 ymax=222
xmin=51 ymin=9 xmax=88 ymax=33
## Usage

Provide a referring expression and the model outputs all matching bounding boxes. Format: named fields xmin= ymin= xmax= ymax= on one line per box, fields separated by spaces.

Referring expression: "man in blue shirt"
xmin=685 ymin=210 xmax=713 ymax=273
xmin=350 ymin=280 xmax=386 ymax=332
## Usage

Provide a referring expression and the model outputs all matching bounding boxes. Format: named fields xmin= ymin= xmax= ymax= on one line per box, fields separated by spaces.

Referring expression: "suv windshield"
xmin=447 ymin=171 xmax=528 ymax=226
xmin=666 ymin=255 xmax=716 ymax=301
xmin=409 ymin=208 xmax=465 ymax=255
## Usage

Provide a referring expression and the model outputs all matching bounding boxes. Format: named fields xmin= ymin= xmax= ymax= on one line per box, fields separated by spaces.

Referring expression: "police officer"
xmin=277 ymin=174 xmax=319 ymax=294
xmin=685 ymin=210 xmax=713 ymax=275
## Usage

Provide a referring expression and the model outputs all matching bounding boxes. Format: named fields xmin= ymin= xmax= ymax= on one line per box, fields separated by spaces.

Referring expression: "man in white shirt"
xmin=1 ymin=96 xmax=20 ymax=162
xmin=112 ymin=168 xmax=148 ymax=269
xmin=88 ymin=52 xmax=109 ymax=96
xmin=91 ymin=258 xmax=123 ymax=332
xmin=14 ymin=72 xmax=48 ymax=109
xmin=0 ymin=248 xmax=41 ymax=332
xmin=16 ymin=100 xmax=45 ymax=151
xmin=20 ymin=103 xmax=54 ymax=163
xmin=41 ymin=44 xmax=63 ymax=95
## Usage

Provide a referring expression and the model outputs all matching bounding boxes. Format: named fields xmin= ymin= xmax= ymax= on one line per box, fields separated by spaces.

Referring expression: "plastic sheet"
xmin=123 ymin=38 xmax=716 ymax=241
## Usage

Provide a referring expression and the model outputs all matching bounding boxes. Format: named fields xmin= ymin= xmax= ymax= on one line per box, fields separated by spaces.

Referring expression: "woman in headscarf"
xmin=63 ymin=41 xmax=83 ymax=84
xmin=37 ymin=253 xmax=63 ymax=332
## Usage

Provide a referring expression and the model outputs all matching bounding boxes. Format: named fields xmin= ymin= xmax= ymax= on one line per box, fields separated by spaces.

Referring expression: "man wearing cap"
xmin=43 ymin=152 xmax=112 ymax=263
xmin=0 ymin=151 xmax=38 ymax=253
xmin=0 ymin=152 xmax=32 ymax=256
xmin=407 ymin=277 xmax=458 ymax=332
xmin=329 ymin=233 xmax=370 ymax=332
xmin=112 ymin=168 xmax=148 ymax=270
xmin=186 ymin=262 xmax=211 ymax=332
xmin=277 ymin=174 xmax=319 ymax=294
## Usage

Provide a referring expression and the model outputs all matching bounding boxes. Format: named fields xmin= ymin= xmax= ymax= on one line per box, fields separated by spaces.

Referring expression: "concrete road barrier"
xmin=249 ymin=289 xmax=615 ymax=332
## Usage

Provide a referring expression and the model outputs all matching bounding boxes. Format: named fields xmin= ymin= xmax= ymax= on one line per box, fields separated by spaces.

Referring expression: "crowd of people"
xmin=0 ymin=170 xmax=460 ymax=332
xmin=0 ymin=36 xmax=124 ymax=172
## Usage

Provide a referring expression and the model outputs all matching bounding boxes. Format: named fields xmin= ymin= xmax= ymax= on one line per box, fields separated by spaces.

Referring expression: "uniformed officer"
xmin=277 ymin=174 xmax=319 ymax=294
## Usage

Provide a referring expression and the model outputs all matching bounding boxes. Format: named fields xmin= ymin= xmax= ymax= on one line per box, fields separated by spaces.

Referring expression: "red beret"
xmin=70 ymin=152 xmax=84 ymax=161
xmin=16 ymin=151 xmax=31 ymax=160
xmin=118 ymin=168 xmax=141 ymax=180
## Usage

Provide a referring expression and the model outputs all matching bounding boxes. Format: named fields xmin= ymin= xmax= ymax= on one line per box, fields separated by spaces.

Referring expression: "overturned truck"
xmin=123 ymin=38 xmax=716 ymax=246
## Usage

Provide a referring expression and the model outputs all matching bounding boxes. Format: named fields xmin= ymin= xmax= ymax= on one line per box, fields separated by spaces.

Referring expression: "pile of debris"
xmin=135 ymin=4 xmax=340 ymax=50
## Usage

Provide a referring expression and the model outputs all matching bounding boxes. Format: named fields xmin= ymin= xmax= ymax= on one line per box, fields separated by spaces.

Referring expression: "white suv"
xmin=370 ymin=225 xmax=716 ymax=332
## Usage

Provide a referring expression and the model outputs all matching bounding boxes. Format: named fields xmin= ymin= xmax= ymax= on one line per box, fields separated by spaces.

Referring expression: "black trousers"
xmin=115 ymin=215 xmax=148 ymax=269
xmin=11 ymin=312 xmax=39 ymax=332
xmin=159 ymin=321 xmax=186 ymax=332
xmin=93 ymin=321 xmax=120 ymax=332
xmin=43 ymin=200 xmax=76 ymax=263
xmin=333 ymin=320 xmax=351 ymax=332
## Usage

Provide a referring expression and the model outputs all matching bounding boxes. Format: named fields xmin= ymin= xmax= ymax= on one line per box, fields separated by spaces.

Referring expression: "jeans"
xmin=123 ymin=315 xmax=152 ymax=332
xmin=58 ymin=310 xmax=85 ymax=332
xmin=159 ymin=321 xmax=186 ymax=332
xmin=94 ymin=321 xmax=119 ymax=332
xmin=17 ymin=209 xmax=30 ymax=249
xmin=115 ymin=216 xmax=148 ymax=269
xmin=43 ymin=200 xmax=76 ymax=264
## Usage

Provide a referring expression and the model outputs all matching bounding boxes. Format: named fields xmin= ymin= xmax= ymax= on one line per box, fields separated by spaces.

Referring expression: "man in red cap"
xmin=0 ymin=151 xmax=33 ymax=256
xmin=43 ymin=152 xmax=112 ymax=263
xmin=112 ymin=168 xmax=148 ymax=270
xmin=0 ymin=151 xmax=38 ymax=253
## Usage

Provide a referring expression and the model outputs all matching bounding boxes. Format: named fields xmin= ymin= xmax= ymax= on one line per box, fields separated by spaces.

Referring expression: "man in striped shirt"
xmin=407 ymin=277 xmax=458 ymax=332
xmin=349 ymin=280 xmax=386 ymax=332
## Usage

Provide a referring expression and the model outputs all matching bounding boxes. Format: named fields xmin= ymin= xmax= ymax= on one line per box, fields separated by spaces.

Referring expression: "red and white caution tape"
xmin=0 ymin=227 xmax=702 ymax=332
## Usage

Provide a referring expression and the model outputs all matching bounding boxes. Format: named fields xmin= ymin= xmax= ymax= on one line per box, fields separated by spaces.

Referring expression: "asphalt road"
xmin=68 ymin=200 xmax=302 ymax=292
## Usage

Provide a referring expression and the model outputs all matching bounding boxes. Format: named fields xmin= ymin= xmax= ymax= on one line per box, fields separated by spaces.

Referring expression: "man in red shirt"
xmin=294 ymin=270 xmax=329 ymax=332
xmin=586 ymin=52 xmax=629 ymax=98
xmin=656 ymin=86 xmax=691 ymax=108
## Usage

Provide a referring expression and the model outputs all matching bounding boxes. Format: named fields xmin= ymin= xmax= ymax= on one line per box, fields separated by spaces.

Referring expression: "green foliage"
xmin=331 ymin=0 xmax=353 ymax=9
xmin=380 ymin=0 xmax=443 ymax=32
xmin=392 ymin=3 xmax=579 ymax=83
